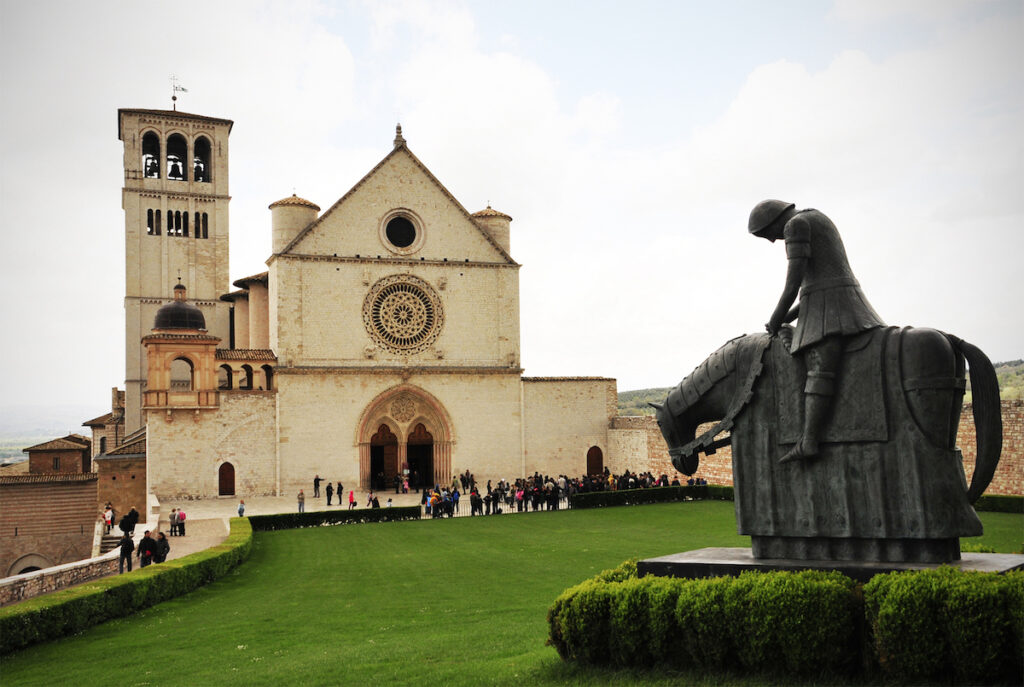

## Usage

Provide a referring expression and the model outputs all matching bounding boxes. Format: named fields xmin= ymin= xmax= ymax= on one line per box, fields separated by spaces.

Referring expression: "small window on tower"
xmin=155 ymin=210 xmax=161 ymax=235
xmin=183 ymin=212 xmax=189 ymax=237
xmin=167 ymin=134 xmax=187 ymax=180
xmin=142 ymin=132 xmax=161 ymax=179
xmin=193 ymin=136 xmax=211 ymax=182
xmin=147 ymin=209 xmax=155 ymax=235
xmin=202 ymin=213 xmax=209 ymax=239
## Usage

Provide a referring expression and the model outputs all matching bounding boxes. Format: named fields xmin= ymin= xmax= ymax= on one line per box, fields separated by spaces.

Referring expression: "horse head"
xmin=651 ymin=399 xmax=700 ymax=475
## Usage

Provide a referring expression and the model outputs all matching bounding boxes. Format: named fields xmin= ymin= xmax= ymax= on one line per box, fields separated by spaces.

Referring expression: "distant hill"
xmin=619 ymin=359 xmax=1023 ymax=415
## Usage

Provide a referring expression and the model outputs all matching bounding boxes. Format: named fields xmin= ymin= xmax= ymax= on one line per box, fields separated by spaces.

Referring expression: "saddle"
xmin=770 ymin=326 xmax=892 ymax=445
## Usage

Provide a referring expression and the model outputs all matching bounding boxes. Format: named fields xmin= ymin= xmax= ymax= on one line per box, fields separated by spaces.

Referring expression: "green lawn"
xmin=2 ymin=502 xmax=1021 ymax=686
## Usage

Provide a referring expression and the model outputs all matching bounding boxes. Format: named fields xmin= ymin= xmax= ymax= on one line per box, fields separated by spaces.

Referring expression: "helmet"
xmin=748 ymin=200 xmax=795 ymax=235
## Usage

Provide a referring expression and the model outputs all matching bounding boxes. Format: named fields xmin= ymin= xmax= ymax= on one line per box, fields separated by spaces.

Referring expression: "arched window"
xmin=261 ymin=365 xmax=274 ymax=390
xmin=202 ymin=212 xmax=209 ymax=239
xmin=167 ymin=134 xmax=187 ymax=180
xmin=183 ymin=212 xmax=189 ymax=237
xmin=218 ymin=364 xmax=233 ymax=390
xmin=147 ymin=209 xmax=156 ymax=235
xmin=194 ymin=212 xmax=201 ymax=239
xmin=167 ymin=211 xmax=173 ymax=234
xmin=240 ymin=364 xmax=254 ymax=390
xmin=193 ymin=136 xmax=211 ymax=182
xmin=170 ymin=357 xmax=195 ymax=391
xmin=99 ymin=436 xmax=107 ymax=454
xmin=142 ymin=132 xmax=161 ymax=179
xmin=155 ymin=210 xmax=161 ymax=235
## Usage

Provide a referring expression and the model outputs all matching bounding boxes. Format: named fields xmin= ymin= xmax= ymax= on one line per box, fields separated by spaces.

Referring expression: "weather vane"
xmin=170 ymin=75 xmax=188 ymax=111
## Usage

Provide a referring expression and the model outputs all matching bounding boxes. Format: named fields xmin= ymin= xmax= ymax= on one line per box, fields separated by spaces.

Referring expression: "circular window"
xmin=363 ymin=275 xmax=443 ymax=354
xmin=379 ymin=209 xmax=425 ymax=255
xmin=385 ymin=216 xmax=416 ymax=248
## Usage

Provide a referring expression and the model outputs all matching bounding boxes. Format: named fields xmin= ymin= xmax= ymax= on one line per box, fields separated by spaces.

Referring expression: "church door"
xmin=586 ymin=446 xmax=603 ymax=476
xmin=407 ymin=423 xmax=434 ymax=489
xmin=219 ymin=462 xmax=235 ymax=496
xmin=370 ymin=424 xmax=398 ymax=491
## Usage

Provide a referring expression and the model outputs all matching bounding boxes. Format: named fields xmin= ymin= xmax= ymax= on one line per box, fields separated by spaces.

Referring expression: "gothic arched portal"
xmin=355 ymin=385 xmax=454 ymax=491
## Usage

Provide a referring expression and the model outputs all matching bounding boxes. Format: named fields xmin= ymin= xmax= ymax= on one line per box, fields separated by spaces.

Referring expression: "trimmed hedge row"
xmin=974 ymin=494 xmax=1024 ymax=513
xmin=247 ymin=505 xmax=421 ymax=531
xmin=0 ymin=517 xmax=253 ymax=656
xmin=548 ymin=560 xmax=1024 ymax=683
xmin=569 ymin=484 xmax=734 ymax=509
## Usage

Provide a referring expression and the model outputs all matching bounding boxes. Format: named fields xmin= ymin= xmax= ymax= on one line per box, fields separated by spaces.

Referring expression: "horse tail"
xmin=948 ymin=335 xmax=1002 ymax=503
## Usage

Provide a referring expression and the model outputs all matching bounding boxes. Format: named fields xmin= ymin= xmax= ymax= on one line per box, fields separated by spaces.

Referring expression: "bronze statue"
xmin=749 ymin=201 xmax=885 ymax=463
xmin=654 ymin=201 xmax=1002 ymax=563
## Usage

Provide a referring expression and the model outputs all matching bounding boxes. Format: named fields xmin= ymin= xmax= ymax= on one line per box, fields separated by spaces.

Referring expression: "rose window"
xmin=363 ymin=275 xmax=443 ymax=354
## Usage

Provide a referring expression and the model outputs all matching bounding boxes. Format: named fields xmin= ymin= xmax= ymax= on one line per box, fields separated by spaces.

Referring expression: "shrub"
xmin=569 ymin=485 xmax=733 ymax=509
xmin=973 ymin=494 xmax=1023 ymax=513
xmin=558 ymin=579 xmax=617 ymax=664
xmin=865 ymin=567 xmax=1023 ymax=684
xmin=247 ymin=506 xmax=420 ymax=531
xmin=0 ymin=517 xmax=253 ymax=655
xmin=674 ymin=575 xmax=734 ymax=669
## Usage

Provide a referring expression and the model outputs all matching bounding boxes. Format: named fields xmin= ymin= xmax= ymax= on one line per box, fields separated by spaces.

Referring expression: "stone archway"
xmin=219 ymin=462 xmax=235 ymax=496
xmin=355 ymin=385 xmax=454 ymax=491
xmin=7 ymin=553 xmax=54 ymax=577
xmin=369 ymin=423 xmax=398 ymax=491
xmin=586 ymin=446 xmax=604 ymax=476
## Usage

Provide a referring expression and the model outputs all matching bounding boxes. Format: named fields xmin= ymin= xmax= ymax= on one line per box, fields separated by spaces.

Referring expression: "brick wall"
xmin=95 ymin=456 xmax=147 ymax=520
xmin=615 ymin=400 xmax=1023 ymax=496
xmin=0 ymin=474 xmax=99 ymax=577
xmin=28 ymin=449 xmax=89 ymax=474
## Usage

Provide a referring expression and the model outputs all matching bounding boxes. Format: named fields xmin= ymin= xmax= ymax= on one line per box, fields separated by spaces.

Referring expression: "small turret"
xmin=471 ymin=205 xmax=512 ymax=254
xmin=270 ymin=194 xmax=320 ymax=254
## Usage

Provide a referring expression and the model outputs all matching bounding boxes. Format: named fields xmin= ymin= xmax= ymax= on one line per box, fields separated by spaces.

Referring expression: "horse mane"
xmin=667 ymin=333 xmax=768 ymax=416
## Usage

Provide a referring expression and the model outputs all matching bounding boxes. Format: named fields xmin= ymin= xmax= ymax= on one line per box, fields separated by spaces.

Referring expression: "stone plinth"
xmin=638 ymin=547 xmax=1024 ymax=583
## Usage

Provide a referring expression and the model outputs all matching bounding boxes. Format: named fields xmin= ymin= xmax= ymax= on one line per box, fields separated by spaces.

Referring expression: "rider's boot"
xmin=779 ymin=372 xmax=835 ymax=464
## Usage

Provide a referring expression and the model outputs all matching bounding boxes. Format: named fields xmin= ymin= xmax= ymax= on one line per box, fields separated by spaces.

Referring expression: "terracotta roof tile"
xmin=104 ymin=435 xmax=146 ymax=457
xmin=82 ymin=412 xmax=117 ymax=427
xmin=268 ymin=194 xmax=320 ymax=211
xmin=216 ymin=349 xmax=277 ymax=361
xmin=0 ymin=473 xmax=98 ymax=485
xmin=471 ymin=205 xmax=512 ymax=221
xmin=23 ymin=435 xmax=91 ymax=452
xmin=232 ymin=272 xmax=269 ymax=289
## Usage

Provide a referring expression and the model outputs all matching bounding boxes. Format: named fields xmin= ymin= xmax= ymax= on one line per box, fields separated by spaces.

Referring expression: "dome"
xmin=154 ymin=284 xmax=206 ymax=330
xmin=471 ymin=205 xmax=512 ymax=221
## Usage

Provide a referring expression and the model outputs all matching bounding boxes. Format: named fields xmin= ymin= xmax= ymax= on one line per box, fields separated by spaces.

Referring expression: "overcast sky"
xmin=1 ymin=0 xmax=1021 ymax=428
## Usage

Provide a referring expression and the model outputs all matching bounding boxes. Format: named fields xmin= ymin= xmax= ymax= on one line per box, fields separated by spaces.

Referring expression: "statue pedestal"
xmin=638 ymin=547 xmax=1024 ymax=583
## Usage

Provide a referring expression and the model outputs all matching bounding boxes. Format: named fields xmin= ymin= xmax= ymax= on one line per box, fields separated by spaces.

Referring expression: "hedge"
xmin=247 ymin=505 xmax=421 ymax=531
xmin=0 ymin=517 xmax=253 ymax=656
xmin=549 ymin=560 xmax=1024 ymax=684
xmin=974 ymin=494 xmax=1024 ymax=513
xmin=569 ymin=484 xmax=734 ymax=509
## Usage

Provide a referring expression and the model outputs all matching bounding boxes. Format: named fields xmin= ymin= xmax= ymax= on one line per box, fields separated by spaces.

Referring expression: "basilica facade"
xmin=110 ymin=107 xmax=647 ymax=499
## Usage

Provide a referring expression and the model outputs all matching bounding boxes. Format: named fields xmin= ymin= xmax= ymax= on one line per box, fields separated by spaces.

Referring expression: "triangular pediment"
xmin=280 ymin=145 xmax=515 ymax=264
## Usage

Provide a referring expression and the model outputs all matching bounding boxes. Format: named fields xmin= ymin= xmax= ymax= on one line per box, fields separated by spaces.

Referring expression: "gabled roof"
xmin=23 ymin=434 xmax=91 ymax=453
xmin=82 ymin=412 xmax=117 ymax=427
xmin=278 ymin=138 xmax=517 ymax=265
xmin=101 ymin=433 xmax=147 ymax=458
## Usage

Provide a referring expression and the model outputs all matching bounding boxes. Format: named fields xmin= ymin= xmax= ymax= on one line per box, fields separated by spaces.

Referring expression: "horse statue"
xmin=653 ymin=325 xmax=1002 ymax=563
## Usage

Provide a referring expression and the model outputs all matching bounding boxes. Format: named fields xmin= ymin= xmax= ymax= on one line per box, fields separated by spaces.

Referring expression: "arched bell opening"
xmin=166 ymin=133 xmax=187 ymax=180
xmin=142 ymin=131 xmax=161 ymax=179
xmin=240 ymin=364 xmax=254 ymax=390
xmin=193 ymin=136 xmax=211 ymax=182
xmin=261 ymin=364 xmax=274 ymax=391
xmin=218 ymin=364 xmax=233 ymax=390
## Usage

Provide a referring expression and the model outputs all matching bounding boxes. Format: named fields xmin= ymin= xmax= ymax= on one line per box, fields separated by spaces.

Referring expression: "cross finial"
xmin=170 ymin=75 xmax=188 ymax=111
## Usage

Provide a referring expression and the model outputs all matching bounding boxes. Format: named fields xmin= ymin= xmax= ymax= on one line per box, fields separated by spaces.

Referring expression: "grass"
xmin=2 ymin=502 xmax=1021 ymax=686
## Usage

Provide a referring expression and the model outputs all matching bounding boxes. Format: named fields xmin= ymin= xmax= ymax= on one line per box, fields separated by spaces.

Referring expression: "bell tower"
xmin=118 ymin=108 xmax=233 ymax=432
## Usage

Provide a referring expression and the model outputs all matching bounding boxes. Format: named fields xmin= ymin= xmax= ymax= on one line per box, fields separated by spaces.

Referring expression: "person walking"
xmin=238 ymin=499 xmax=245 ymax=517
xmin=137 ymin=531 xmax=156 ymax=568
xmin=297 ymin=489 xmax=306 ymax=513
xmin=118 ymin=532 xmax=134 ymax=574
xmin=348 ymin=490 xmax=355 ymax=510
xmin=154 ymin=532 xmax=170 ymax=563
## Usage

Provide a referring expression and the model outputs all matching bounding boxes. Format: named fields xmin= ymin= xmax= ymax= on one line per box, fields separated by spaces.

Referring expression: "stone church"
xmin=104 ymin=107 xmax=649 ymax=500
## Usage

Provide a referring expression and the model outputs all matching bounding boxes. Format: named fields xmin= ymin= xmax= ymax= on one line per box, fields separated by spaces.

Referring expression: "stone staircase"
xmin=99 ymin=533 xmax=122 ymax=554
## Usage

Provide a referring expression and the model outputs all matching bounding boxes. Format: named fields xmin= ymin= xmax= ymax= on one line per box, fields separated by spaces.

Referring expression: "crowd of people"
xmin=299 ymin=468 xmax=710 ymax=518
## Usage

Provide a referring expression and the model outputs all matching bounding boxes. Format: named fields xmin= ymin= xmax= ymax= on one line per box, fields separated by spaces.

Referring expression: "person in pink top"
xmin=348 ymin=490 xmax=356 ymax=510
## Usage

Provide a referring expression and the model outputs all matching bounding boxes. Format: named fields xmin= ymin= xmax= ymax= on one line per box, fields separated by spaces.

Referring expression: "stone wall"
xmin=614 ymin=400 xmax=1024 ymax=496
xmin=522 ymin=378 xmax=617 ymax=478
xmin=147 ymin=392 xmax=278 ymax=499
xmin=0 ymin=549 xmax=118 ymax=607
xmin=0 ymin=474 xmax=99 ymax=577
